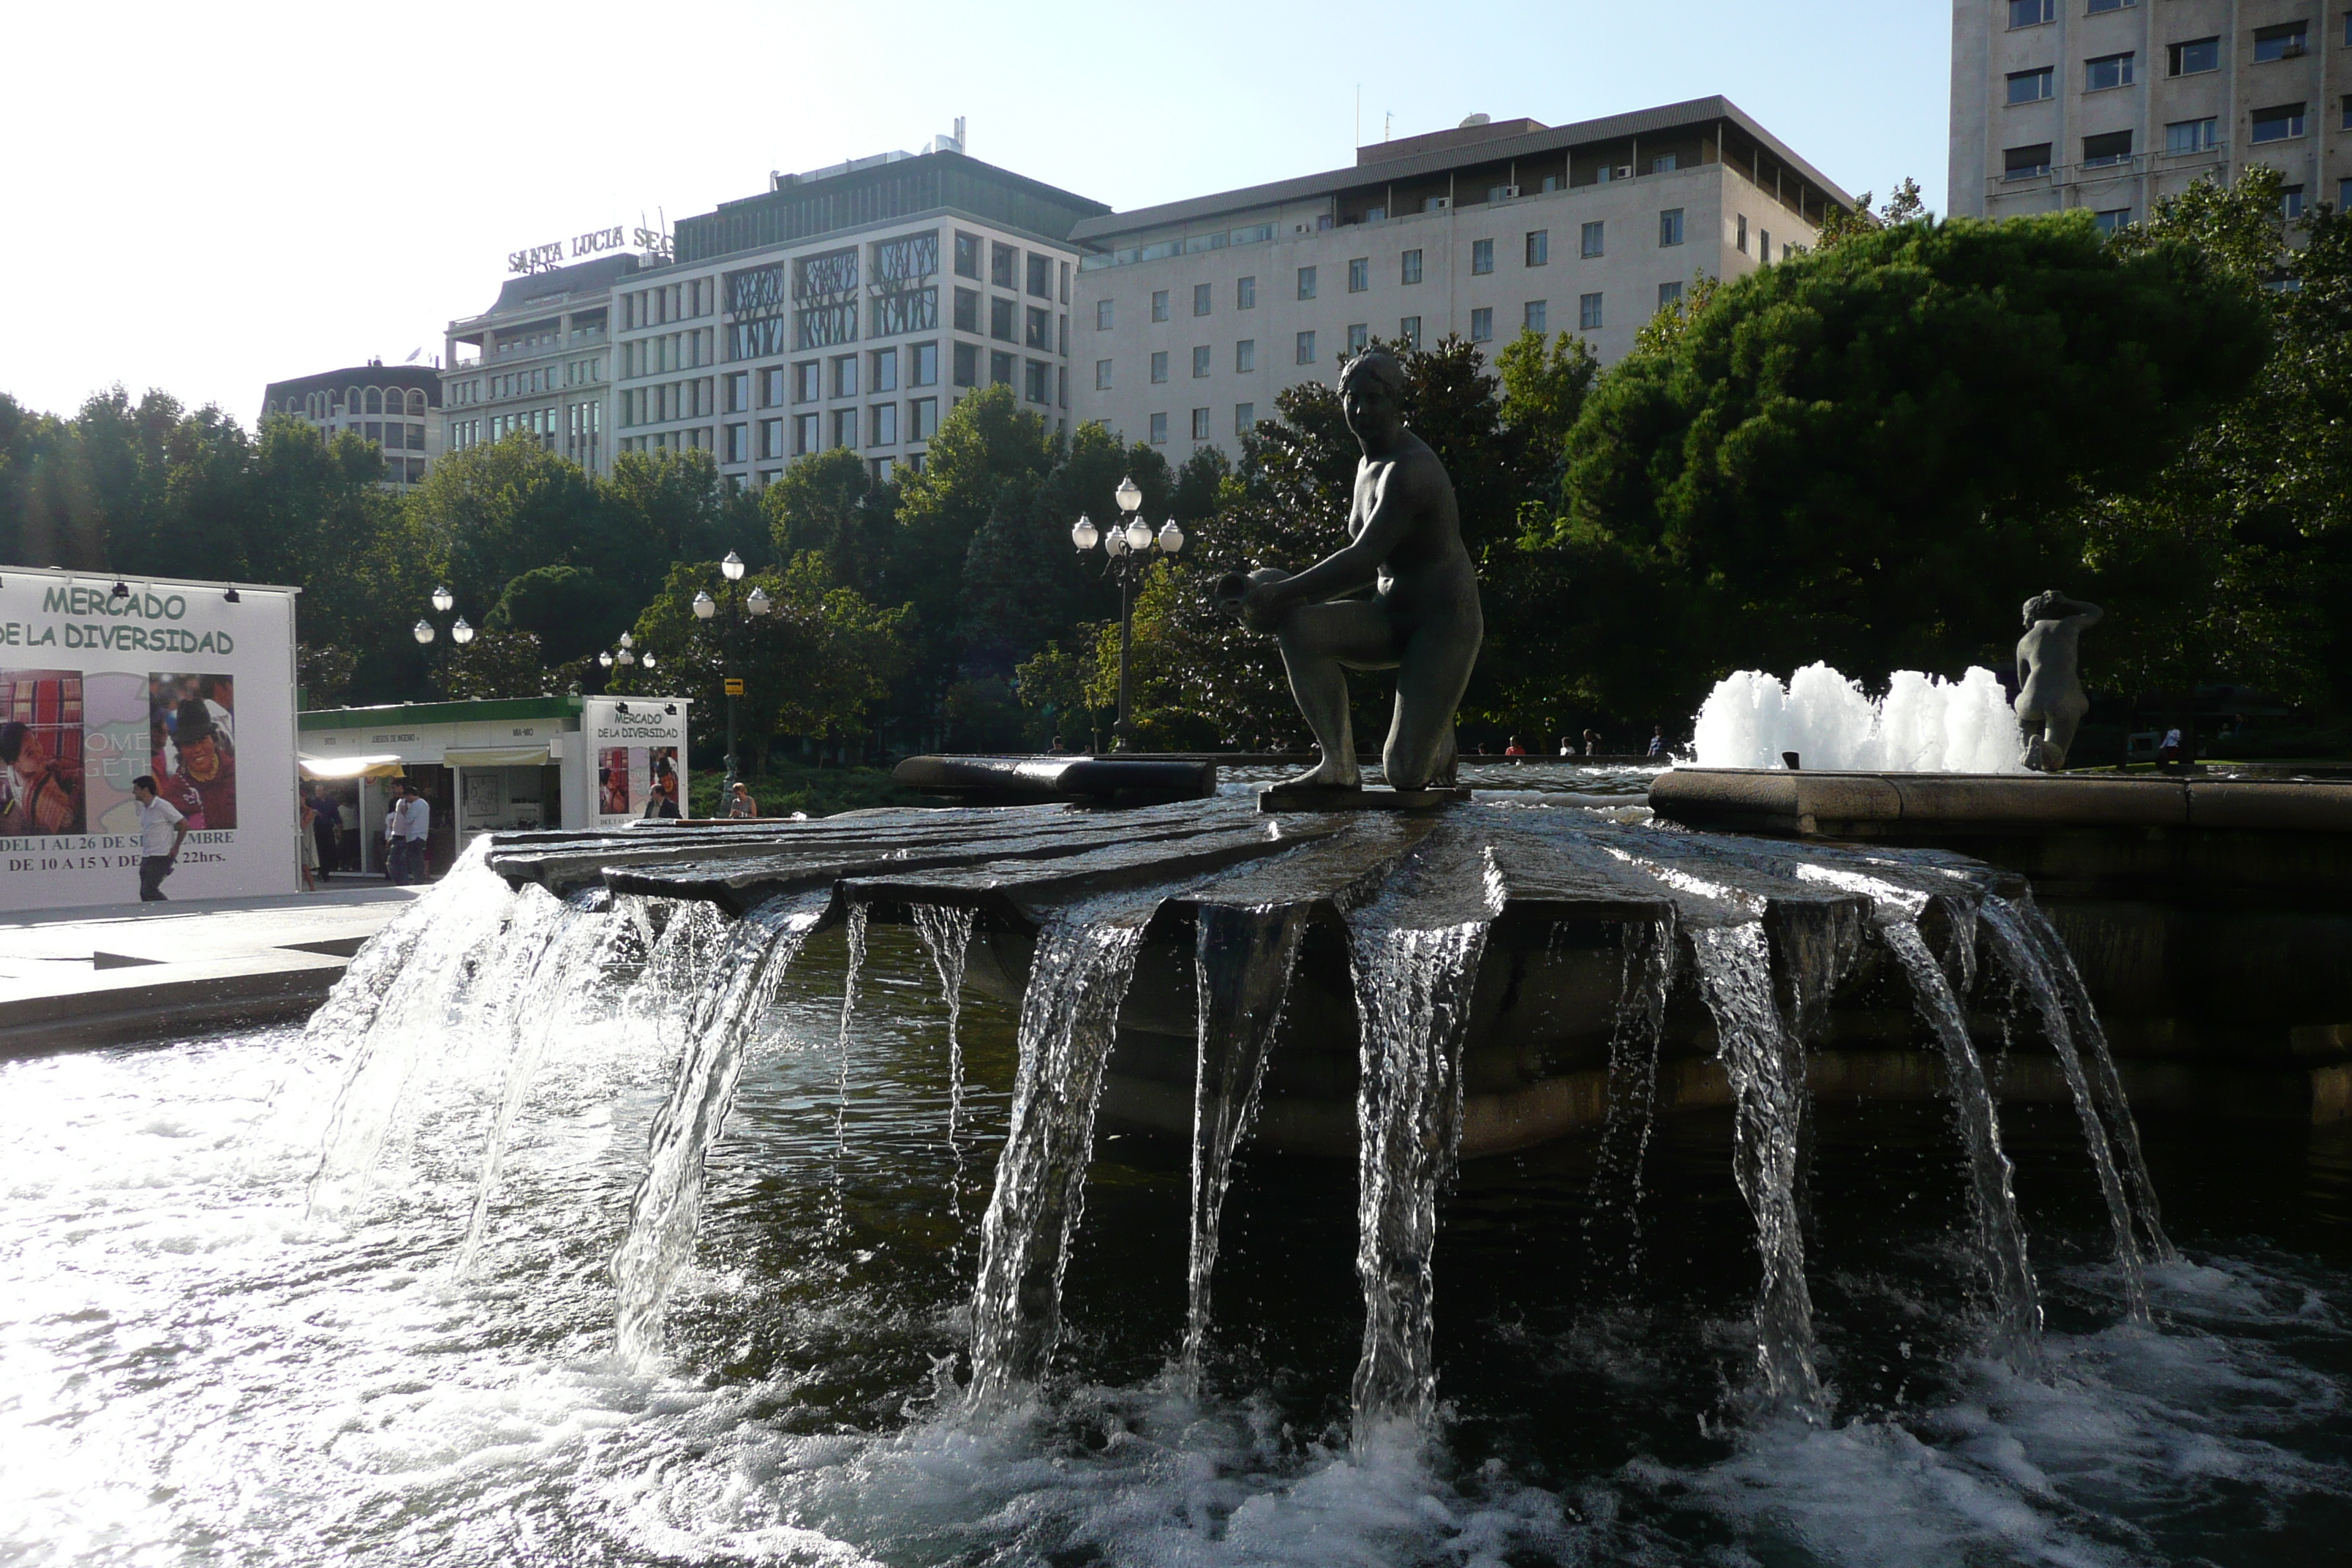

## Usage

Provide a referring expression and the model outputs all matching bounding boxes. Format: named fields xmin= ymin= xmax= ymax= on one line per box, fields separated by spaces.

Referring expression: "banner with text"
xmin=584 ymin=696 xmax=688 ymax=826
xmin=0 ymin=570 xmax=298 ymax=910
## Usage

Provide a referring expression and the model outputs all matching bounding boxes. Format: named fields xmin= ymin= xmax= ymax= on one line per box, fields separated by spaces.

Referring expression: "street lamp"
xmin=1071 ymin=475 xmax=1184 ymax=750
xmin=697 ymin=554 xmax=769 ymax=794
xmin=414 ymin=587 xmax=473 ymax=647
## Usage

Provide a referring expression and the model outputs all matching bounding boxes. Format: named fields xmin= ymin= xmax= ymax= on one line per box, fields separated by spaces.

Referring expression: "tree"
xmin=486 ymin=563 xmax=630 ymax=664
xmin=598 ymin=448 xmax=730 ymax=605
xmin=434 ymin=628 xmax=551 ymax=700
xmin=407 ymin=433 xmax=601 ymax=619
xmin=766 ymin=446 xmax=892 ymax=595
xmin=1527 ymin=208 xmax=2274 ymax=728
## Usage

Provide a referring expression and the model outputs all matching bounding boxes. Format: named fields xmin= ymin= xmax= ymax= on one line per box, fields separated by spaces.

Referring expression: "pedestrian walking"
xmin=298 ymin=791 xmax=319 ymax=893
xmin=132 ymin=775 xmax=186 ymax=902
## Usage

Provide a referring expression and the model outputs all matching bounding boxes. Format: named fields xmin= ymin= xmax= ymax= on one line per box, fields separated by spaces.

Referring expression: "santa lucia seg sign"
xmin=508 ymin=224 xmax=670 ymax=275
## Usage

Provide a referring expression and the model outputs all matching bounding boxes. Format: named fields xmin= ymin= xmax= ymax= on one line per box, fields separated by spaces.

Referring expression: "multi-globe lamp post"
xmin=412 ymin=584 xmax=475 ymax=650
xmin=693 ymin=551 xmax=770 ymax=794
xmin=595 ymin=632 xmax=657 ymax=692
xmin=1070 ymin=476 xmax=1183 ymax=750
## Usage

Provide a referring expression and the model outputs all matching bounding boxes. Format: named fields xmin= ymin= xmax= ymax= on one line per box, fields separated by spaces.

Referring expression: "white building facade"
xmin=1950 ymin=0 xmax=2352 ymax=227
xmin=610 ymin=147 xmax=1108 ymax=490
xmin=1068 ymin=98 xmax=1846 ymax=453
xmin=257 ymin=363 xmax=442 ymax=490
xmin=442 ymin=252 xmax=638 ymax=478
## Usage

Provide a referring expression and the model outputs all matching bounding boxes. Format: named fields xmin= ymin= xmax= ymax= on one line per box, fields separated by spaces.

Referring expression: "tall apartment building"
xmin=443 ymin=252 xmax=638 ymax=478
xmin=258 ymin=362 xmax=442 ymax=489
xmin=1951 ymin=0 xmax=2352 ymax=227
xmin=1068 ymin=97 xmax=1845 ymax=453
xmin=607 ymin=146 xmax=1107 ymax=489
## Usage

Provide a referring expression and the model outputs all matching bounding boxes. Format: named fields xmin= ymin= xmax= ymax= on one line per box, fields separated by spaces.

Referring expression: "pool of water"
xmin=4 ymin=920 xmax=2348 ymax=1566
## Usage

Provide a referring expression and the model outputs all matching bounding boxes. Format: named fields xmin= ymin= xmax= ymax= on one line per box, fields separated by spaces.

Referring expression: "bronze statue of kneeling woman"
xmin=1218 ymin=349 xmax=1483 ymax=792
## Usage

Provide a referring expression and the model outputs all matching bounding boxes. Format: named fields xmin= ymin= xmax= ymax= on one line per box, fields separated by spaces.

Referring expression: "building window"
xmin=1025 ymin=360 xmax=1049 ymax=403
xmin=1194 ymin=282 xmax=1213 ymax=316
xmin=1183 ymin=407 xmax=1205 ymax=440
xmin=991 ymin=242 xmax=1017 ymax=289
xmin=2082 ymin=130 xmax=2133 ymax=167
xmin=1235 ymin=402 xmax=1255 ymax=434
xmin=1346 ymin=323 xmax=1369 ymax=353
xmin=2004 ymin=143 xmax=2054 ymax=179
xmin=1348 ymin=257 xmax=1370 ymax=292
xmin=832 ymin=408 xmax=857 ymax=448
xmin=1471 ymin=238 xmax=1494 ymax=274
xmin=725 ymin=422 xmax=748 ymax=461
xmin=954 ymin=231 xmax=980 ymax=279
xmin=1659 ymin=208 xmax=1684 ymax=246
xmin=2093 ymin=208 xmax=2133 ymax=236
xmin=2252 ymin=103 xmax=2307 ymax=143
xmin=1235 ymin=339 xmax=1255 ymax=372
xmin=990 ymin=350 xmax=1014 ymax=386
xmin=758 ymin=418 xmax=783 ymax=459
xmin=2166 ymin=117 xmax=2220 ymax=154
xmin=1097 ymin=298 xmax=1114 ymax=330
xmin=2340 ymin=177 xmax=2352 ymax=212
xmin=2342 ymin=95 xmax=2352 ymax=132
xmin=1028 ymin=253 xmax=1052 ymax=298
xmin=1398 ymin=316 xmax=1421 ymax=347
xmin=2253 ymin=23 xmax=2309 ymax=64
xmin=1090 ymin=357 xmax=1112 ymax=392
xmin=1525 ymin=300 xmax=1547 ymax=332
xmin=1401 ymin=249 xmax=1422 ymax=284
xmin=1153 ymin=288 xmax=1170 ymax=322
xmin=2008 ymin=0 xmax=2052 ymax=27
xmin=1192 ymin=344 xmax=1212 ymax=377
xmin=1658 ymin=281 xmax=1684 ymax=310
xmin=1579 ymin=293 xmax=1603 ymax=331
xmin=2283 ymin=185 xmax=2307 ymax=221
xmin=952 ymin=342 xmax=979 ymax=387
xmin=1150 ymin=411 xmax=1168 ymax=444
xmin=1581 ymin=221 xmax=1604 ymax=259
xmin=1296 ymin=330 xmax=1316 ymax=363
xmin=1027 ymin=306 xmax=1051 ymax=349
xmin=870 ymin=403 xmax=897 ymax=446
xmin=724 ymin=372 xmax=750 ymax=412
xmin=2168 ymin=37 xmax=2220 ymax=76
xmin=1151 ymin=350 xmax=1169 ymax=383
xmin=2087 ymin=0 xmax=2133 ymax=11
xmin=870 ymin=346 xmax=898 ymax=392
xmin=1469 ymin=306 xmax=1493 ymax=342
xmin=1297 ymin=265 xmax=1317 ymax=300
xmin=910 ymin=341 xmax=938 ymax=386
xmin=760 ymin=367 xmax=786 ymax=407
xmin=1237 ymin=275 xmax=1256 ymax=309
xmin=1526 ymin=230 xmax=1549 ymax=265
xmin=832 ymin=355 xmax=859 ymax=399
xmin=1736 ymin=214 xmax=1749 ymax=253
xmin=990 ymin=298 xmax=1017 ymax=341
xmin=911 ymin=397 xmax=938 ymax=441
xmin=2085 ymin=52 xmax=2135 ymax=91
xmin=954 ymin=287 xmax=979 ymax=333
xmin=2008 ymin=67 xmax=2054 ymax=104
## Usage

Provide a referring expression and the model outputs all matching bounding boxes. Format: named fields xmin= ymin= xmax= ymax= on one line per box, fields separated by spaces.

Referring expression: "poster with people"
xmin=0 ymin=573 xmax=297 ymax=911
xmin=598 ymin=747 xmax=630 ymax=815
xmin=584 ymin=696 xmax=688 ymax=829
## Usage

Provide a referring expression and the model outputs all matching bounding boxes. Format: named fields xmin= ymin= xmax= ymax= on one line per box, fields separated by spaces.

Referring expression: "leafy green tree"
xmin=434 ymin=628 xmax=551 ymax=700
xmin=1529 ymin=208 xmax=2273 ymax=727
xmin=766 ymin=445 xmax=893 ymax=595
xmin=486 ymin=563 xmax=630 ymax=663
xmin=598 ymin=448 xmax=729 ymax=603
xmin=407 ymin=432 xmax=601 ymax=619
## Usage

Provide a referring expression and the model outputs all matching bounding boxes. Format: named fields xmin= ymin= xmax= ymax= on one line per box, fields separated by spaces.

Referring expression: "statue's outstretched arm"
xmin=1262 ymin=462 xmax=1428 ymax=612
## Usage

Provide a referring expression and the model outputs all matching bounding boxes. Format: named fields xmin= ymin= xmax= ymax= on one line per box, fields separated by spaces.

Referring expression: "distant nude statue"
xmin=2016 ymin=590 xmax=2103 ymax=771
xmin=1216 ymin=349 xmax=1483 ymax=791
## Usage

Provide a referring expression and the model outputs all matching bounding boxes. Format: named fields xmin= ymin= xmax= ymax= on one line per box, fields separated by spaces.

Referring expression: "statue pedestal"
xmin=1257 ymin=785 xmax=1473 ymax=814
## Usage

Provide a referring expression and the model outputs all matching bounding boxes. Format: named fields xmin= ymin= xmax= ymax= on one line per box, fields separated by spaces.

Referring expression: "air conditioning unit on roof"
xmin=1501 ymin=184 xmax=1521 ymax=199
xmin=1614 ymin=165 xmax=1633 ymax=181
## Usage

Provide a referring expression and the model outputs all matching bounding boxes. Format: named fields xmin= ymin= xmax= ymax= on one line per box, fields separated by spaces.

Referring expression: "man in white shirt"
xmin=392 ymin=782 xmax=432 ymax=883
xmin=132 ymin=774 xmax=187 ymax=902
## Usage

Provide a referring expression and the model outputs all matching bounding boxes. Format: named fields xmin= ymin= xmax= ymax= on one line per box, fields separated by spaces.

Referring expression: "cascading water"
xmin=827 ymin=902 xmax=870 ymax=1250
xmin=1341 ymin=845 xmax=1504 ymax=1444
xmin=1584 ymin=915 xmax=1676 ymax=1281
xmin=911 ymin=904 xmax=977 ymax=1282
xmin=1180 ymin=900 xmax=1309 ymax=1390
xmin=962 ymin=895 xmax=1161 ymax=1409
xmin=611 ymin=891 xmax=831 ymax=1365
xmin=1693 ymin=663 xmax=2027 ymax=772
xmin=1686 ymin=921 xmax=1827 ymax=1410
xmin=1980 ymin=893 xmax=2172 ymax=1307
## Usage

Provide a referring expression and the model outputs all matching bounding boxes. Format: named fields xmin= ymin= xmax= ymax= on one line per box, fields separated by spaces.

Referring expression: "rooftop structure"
xmin=258 ymin=362 xmax=442 ymax=490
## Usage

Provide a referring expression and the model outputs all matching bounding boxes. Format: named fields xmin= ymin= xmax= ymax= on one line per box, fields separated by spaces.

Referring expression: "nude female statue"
xmin=2016 ymin=589 xmax=2103 ymax=771
xmin=1215 ymin=349 xmax=1484 ymax=791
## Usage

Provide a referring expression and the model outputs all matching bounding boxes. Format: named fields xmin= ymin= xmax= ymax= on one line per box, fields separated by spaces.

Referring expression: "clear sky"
xmin=1 ymin=0 xmax=1950 ymax=425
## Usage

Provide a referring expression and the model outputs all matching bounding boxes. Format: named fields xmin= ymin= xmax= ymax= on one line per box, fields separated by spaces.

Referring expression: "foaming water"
xmin=4 ymin=923 xmax=2350 ymax=1564
xmin=1694 ymin=663 xmax=2027 ymax=772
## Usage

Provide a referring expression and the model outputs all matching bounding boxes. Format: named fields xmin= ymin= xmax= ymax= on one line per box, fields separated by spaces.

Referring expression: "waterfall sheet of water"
xmin=1180 ymin=901 xmax=1310 ymax=1391
xmin=611 ymin=891 xmax=830 ymax=1366
xmin=304 ymin=844 xmax=539 ymax=1216
xmin=452 ymin=892 xmax=628 ymax=1274
xmin=828 ymin=904 xmax=870 ymax=1252
xmin=963 ymin=898 xmax=1158 ymax=1409
xmin=912 ymin=905 xmax=977 ymax=1286
xmin=1585 ymin=916 xmax=1677 ymax=1283
xmin=1980 ymin=894 xmax=2174 ymax=1300
xmin=1687 ymin=921 xmax=1826 ymax=1411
